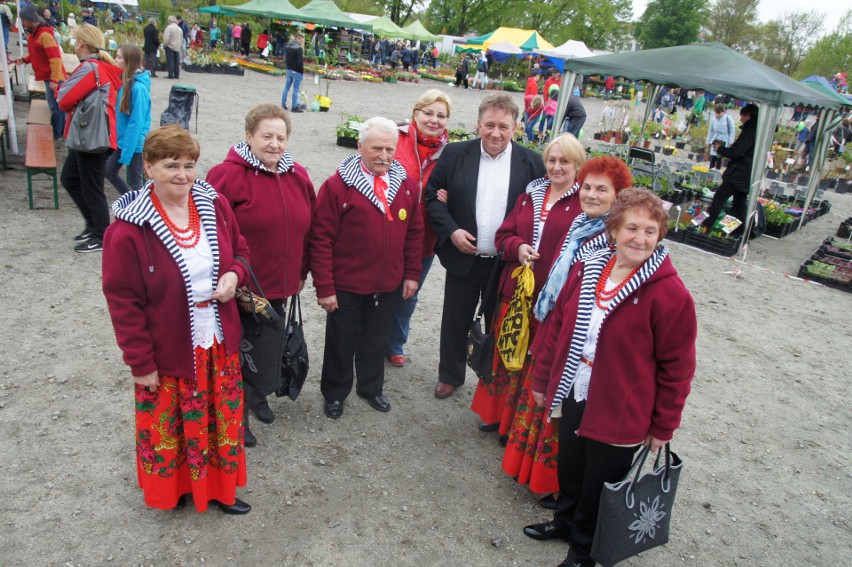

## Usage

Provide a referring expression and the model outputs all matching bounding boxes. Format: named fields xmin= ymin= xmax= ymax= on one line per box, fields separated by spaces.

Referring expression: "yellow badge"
xmin=398 ymin=208 xmax=408 ymax=221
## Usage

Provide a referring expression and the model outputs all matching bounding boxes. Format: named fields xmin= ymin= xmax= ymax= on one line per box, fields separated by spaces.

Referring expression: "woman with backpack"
xmin=106 ymin=45 xmax=151 ymax=195
xmin=57 ymin=23 xmax=122 ymax=253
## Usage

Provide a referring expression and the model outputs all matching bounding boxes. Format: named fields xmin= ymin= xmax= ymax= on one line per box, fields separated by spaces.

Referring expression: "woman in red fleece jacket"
xmin=206 ymin=103 xmax=315 ymax=445
xmin=310 ymin=117 xmax=424 ymax=420
xmin=523 ymin=188 xmax=696 ymax=567
xmin=102 ymin=126 xmax=253 ymax=515
xmin=56 ymin=24 xmax=122 ymax=253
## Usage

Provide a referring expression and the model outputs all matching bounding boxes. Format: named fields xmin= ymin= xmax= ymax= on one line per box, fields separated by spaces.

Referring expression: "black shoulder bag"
xmin=465 ymin=253 xmax=503 ymax=384
xmin=276 ymin=293 xmax=309 ymax=401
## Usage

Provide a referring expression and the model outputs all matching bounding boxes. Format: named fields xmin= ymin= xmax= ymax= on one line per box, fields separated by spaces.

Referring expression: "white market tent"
xmin=534 ymin=39 xmax=593 ymax=59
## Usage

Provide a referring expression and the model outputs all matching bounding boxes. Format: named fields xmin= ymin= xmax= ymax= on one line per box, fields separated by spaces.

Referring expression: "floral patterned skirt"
xmin=134 ymin=339 xmax=247 ymax=511
xmin=501 ymin=356 xmax=559 ymax=495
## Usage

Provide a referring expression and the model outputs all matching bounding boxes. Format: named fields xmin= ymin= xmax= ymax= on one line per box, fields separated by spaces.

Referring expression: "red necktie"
xmin=374 ymin=176 xmax=393 ymax=221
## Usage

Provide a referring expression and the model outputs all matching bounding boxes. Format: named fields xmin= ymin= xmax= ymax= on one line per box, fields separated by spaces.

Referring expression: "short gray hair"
xmin=148 ymin=17 xmax=157 ymax=25
xmin=358 ymin=117 xmax=399 ymax=144
xmin=168 ymin=15 xmax=177 ymax=23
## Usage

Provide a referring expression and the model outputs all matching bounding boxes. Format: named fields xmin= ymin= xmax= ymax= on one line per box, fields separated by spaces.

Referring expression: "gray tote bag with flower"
xmin=66 ymin=62 xmax=112 ymax=153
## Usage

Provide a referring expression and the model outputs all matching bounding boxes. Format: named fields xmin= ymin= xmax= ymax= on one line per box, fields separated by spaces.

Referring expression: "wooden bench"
xmin=62 ymin=53 xmax=80 ymax=75
xmin=27 ymin=99 xmax=52 ymax=125
xmin=25 ymin=124 xmax=58 ymax=209
xmin=0 ymin=125 xmax=6 ymax=170
xmin=28 ymin=75 xmax=45 ymax=99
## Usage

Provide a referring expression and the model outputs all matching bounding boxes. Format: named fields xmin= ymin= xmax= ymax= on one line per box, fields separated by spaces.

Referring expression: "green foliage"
xmin=637 ymin=0 xmax=709 ymax=49
xmin=794 ymin=11 xmax=852 ymax=79
xmin=336 ymin=114 xmax=365 ymax=139
xmin=746 ymin=11 xmax=825 ymax=76
xmin=706 ymin=0 xmax=759 ymax=49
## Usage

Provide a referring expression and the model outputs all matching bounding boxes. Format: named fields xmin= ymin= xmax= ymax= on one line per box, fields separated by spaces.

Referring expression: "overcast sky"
xmin=631 ymin=0 xmax=848 ymax=34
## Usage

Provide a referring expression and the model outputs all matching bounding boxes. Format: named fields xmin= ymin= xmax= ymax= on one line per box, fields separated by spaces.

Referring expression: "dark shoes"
xmin=523 ymin=521 xmax=568 ymax=541
xmin=251 ymin=398 xmax=275 ymax=424
xmin=211 ymin=498 xmax=252 ymax=515
xmin=74 ymin=237 xmax=103 ymax=253
xmin=434 ymin=382 xmax=456 ymax=399
xmin=173 ymin=494 xmax=188 ymax=510
xmin=538 ymin=494 xmax=559 ymax=510
xmin=74 ymin=228 xmax=93 ymax=242
xmin=244 ymin=423 xmax=257 ymax=447
xmin=478 ymin=422 xmax=500 ymax=432
xmin=358 ymin=393 xmax=391 ymax=412
xmin=324 ymin=399 xmax=343 ymax=419
xmin=291 ymin=107 xmax=304 ymax=113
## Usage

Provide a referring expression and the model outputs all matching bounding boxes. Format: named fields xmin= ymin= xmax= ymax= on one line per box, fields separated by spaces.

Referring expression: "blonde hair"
xmin=412 ymin=89 xmax=452 ymax=122
xmin=542 ymin=133 xmax=586 ymax=170
xmin=71 ymin=24 xmax=116 ymax=65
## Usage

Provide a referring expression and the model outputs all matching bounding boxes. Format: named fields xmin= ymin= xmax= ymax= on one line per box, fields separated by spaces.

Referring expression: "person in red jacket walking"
xmin=57 ymin=23 xmax=122 ymax=253
xmin=523 ymin=188 xmax=697 ymax=567
xmin=207 ymin=103 xmax=316 ymax=445
xmin=310 ymin=117 xmax=424 ymax=420
xmin=14 ymin=6 xmax=67 ymax=139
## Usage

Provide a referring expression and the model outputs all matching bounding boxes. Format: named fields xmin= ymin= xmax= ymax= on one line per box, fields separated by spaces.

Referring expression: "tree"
xmin=706 ymin=0 xmax=759 ymax=49
xmin=636 ymin=0 xmax=709 ymax=49
xmin=423 ymin=0 xmax=632 ymax=49
xmin=794 ymin=10 xmax=852 ymax=79
xmin=747 ymin=11 xmax=825 ymax=76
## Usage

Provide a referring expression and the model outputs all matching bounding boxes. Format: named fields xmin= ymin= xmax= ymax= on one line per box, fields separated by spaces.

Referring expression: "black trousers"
xmin=702 ymin=180 xmax=748 ymax=231
xmin=438 ymin=257 xmax=498 ymax=387
xmin=165 ymin=47 xmax=180 ymax=78
xmin=144 ymin=50 xmax=158 ymax=76
xmin=320 ymin=289 xmax=399 ymax=402
xmin=61 ymin=149 xmax=110 ymax=240
xmin=553 ymin=397 xmax=639 ymax=565
xmin=454 ymin=72 xmax=468 ymax=89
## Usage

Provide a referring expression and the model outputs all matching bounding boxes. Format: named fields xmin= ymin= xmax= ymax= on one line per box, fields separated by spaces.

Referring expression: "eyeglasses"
xmin=418 ymin=109 xmax=449 ymax=121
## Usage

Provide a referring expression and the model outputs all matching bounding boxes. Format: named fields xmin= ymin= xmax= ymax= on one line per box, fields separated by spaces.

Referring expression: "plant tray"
xmin=764 ymin=222 xmax=794 ymax=239
xmin=837 ymin=218 xmax=852 ymax=239
xmin=797 ymin=261 xmax=852 ymax=293
xmin=336 ymin=136 xmax=358 ymax=149
xmin=664 ymin=230 xmax=686 ymax=244
xmin=683 ymin=230 xmax=742 ymax=257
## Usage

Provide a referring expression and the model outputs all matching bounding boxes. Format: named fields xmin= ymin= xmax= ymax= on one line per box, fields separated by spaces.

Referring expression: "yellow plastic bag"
xmin=497 ymin=264 xmax=535 ymax=371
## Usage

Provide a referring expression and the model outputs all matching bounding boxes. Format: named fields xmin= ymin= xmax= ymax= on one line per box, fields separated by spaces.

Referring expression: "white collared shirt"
xmin=475 ymin=141 xmax=512 ymax=255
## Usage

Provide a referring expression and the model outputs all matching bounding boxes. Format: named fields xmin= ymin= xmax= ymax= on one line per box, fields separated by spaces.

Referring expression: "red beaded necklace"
xmin=596 ymin=256 xmax=641 ymax=308
xmin=150 ymin=190 xmax=201 ymax=249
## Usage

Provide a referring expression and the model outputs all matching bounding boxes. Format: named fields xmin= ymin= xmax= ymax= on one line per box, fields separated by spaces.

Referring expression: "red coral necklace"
xmin=596 ymin=256 xmax=641 ymax=308
xmin=150 ymin=190 xmax=201 ymax=249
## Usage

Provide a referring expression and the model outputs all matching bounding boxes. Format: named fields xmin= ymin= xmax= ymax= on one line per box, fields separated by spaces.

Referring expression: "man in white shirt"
xmin=425 ymin=94 xmax=546 ymax=399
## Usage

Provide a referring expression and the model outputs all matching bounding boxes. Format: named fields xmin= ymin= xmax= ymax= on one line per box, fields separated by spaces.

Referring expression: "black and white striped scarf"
xmin=550 ymin=244 xmax=669 ymax=414
xmin=113 ymin=180 xmax=224 ymax=373
xmin=337 ymin=154 xmax=407 ymax=214
xmin=234 ymin=141 xmax=295 ymax=174
xmin=525 ymin=178 xmax=579 ymax=251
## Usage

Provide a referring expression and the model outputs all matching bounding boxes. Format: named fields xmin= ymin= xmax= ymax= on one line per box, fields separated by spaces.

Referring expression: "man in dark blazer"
xmin=425 ymin=94 xmax=547 ymax=399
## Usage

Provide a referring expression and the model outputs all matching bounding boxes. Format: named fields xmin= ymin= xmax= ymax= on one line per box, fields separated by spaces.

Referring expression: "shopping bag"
xmin=497 ymin=263 xmax=534 ymax=371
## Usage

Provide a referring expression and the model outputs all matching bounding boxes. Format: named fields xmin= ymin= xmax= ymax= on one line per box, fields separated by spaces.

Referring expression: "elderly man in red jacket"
xmin=15 ymin=5 xmax=67 ymax=139
xmin=310 ymin=117 xmax=424 ymax=420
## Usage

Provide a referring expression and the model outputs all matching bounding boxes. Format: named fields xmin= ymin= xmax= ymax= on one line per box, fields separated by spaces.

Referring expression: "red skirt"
xmin=470 ymin=299 xmax=537 ymax=435
xmin=501 ymin=356 xmax=559 ymax=495
xmin=134 ymin=339 xmax=247 ymax=511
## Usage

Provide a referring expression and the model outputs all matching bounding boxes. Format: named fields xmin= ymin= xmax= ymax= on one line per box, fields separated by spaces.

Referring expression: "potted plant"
xmin=336 ymin=114 xmax=364 ymax=148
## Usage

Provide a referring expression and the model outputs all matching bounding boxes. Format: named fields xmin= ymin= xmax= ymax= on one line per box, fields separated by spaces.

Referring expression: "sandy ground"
xmin=0 ymin=68 xmax=850 ymax=567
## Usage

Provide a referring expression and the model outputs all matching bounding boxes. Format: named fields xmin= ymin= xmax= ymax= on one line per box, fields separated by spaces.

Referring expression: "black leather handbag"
xmin=465 ymin=253 xmax=503 ymax=384
xmin=234 ymin=258 xmax=284 ymax=397
xmin=276 ymin=294 xmax=309 ymax=401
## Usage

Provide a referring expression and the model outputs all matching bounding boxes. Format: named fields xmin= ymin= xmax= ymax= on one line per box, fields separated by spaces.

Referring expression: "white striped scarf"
xmin=559 ymin=212 xmax=611 ymax=264
xmin=234 ymin=141 xmax=295 ymax=174
xmin=525 ymin=178 xmax=579 ymax=251
xmin=550 ymin=244 xmax=669 ymax=414
xmin=337 ymin=154 xmax=407 ymax=214
xmin=113 ymin=180 xmax=224 ymax=376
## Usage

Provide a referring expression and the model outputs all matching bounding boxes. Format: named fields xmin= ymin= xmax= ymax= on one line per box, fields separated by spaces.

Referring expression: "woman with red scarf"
xmin=386 ymin=89 xmax=452 ymax=367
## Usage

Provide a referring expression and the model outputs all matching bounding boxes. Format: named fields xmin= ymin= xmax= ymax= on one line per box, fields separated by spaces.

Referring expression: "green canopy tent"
xmin=367 ymin=15 xmax=406 ymax=38
xmin=558 ymin=42 xmax=843 ymax=248
xmin=298 ymin=0 xmax=371 ymax=30
xmin=401 ymin=19 xmax=441 ymax=42
xmin=199 ymin=4 xmax=238 ymax=15
xmin=227 ymin=0 xmax=307 ymax=20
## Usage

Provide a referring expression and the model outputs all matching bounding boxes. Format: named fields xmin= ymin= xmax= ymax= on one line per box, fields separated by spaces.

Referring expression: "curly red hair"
xmin=605 ymin=187 xmax=669 ymax=243
xmin=576 ymin=156 xmax=632 ymax=193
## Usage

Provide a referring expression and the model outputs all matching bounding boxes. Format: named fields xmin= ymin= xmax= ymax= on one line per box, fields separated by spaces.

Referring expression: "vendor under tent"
xmin=558 ymin=42 xmax=843 ymax=248
xmin=365 ymin=15 xmax=406 ymax=38
xmin=298 ymin=0 xmax=371 ymax=30
xmin=227 ymin=0 xmax=307 ymax=21
xmin=465 ymin=26 xmax=554 ymax=52
xmin=400 ymin=19 xmax=441 ymax=43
